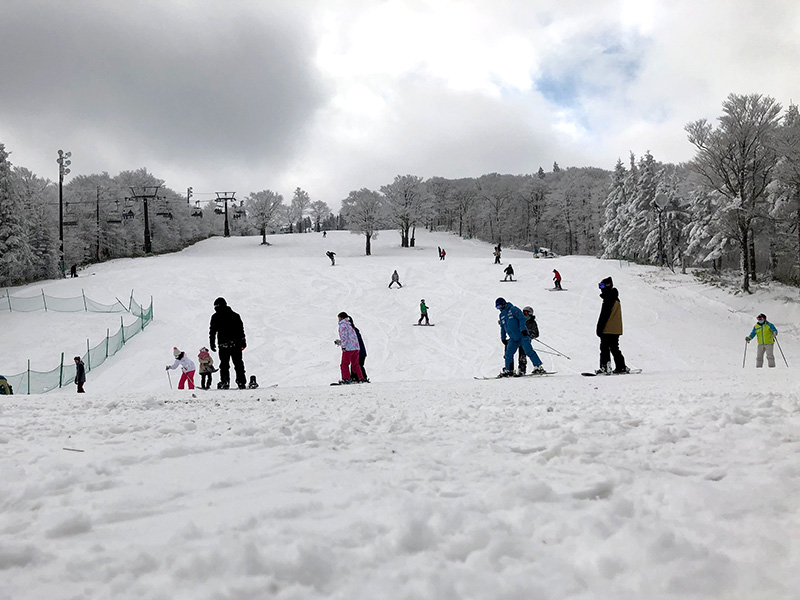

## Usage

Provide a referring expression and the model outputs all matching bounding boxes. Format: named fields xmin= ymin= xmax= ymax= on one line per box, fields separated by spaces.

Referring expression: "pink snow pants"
xmin=179 ymin=370 xmax=196 ymax=390
xmin=340 ymin=350 xmax=364 ymax=381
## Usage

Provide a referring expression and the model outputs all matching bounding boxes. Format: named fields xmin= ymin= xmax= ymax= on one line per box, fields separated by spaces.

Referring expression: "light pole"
xmin=215 ymin=192 xmax=236 ymax=237
xmin=56 ymin=149 xmax=71 ymax=277
xmin=654 ymin=193 xmax=669 ymax=268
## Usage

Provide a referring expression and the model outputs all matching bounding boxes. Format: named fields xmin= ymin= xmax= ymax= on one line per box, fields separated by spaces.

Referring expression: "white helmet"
xmin=523 ymin=306 xmax=534 ymax=314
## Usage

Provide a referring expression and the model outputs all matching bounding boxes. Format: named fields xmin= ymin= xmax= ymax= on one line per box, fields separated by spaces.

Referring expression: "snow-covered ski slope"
xmin=2 ymin=230 xmax=799 ymax=600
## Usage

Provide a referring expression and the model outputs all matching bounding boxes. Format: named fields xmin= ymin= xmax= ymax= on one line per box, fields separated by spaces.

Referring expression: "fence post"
xmin=5 ymin=289 xmax=11 ymax=311
xmin=106 ymin=329 xmax=110 ymax=359
xmin=42 ymin=289 xmax=47 ymax=311
xmin=82 ymin=289 xmax=88 ymax=311
xmin=129 ymin=290 xmax=134 ymax=311
xmin=59 ymin=352 xmax=64 ymax=388
xmin=121 ymin=316 xmax=126 ymax=344
xmin=86 ymin=339 xmax=91 ymax=371
xmin=27 ymin=359 xmax=31 ymax=395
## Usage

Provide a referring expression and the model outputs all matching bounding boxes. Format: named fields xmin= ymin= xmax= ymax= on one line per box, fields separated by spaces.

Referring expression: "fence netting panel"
xmin=0 ymin=291 xmax=153 ymax=394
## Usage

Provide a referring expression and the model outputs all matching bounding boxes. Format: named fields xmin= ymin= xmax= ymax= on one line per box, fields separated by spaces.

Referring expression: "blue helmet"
xmin=495 ymin=297 xmax=506 ymax=309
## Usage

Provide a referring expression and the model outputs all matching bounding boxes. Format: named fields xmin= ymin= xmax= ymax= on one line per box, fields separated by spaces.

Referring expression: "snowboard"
xmin=413 ymin=323 xmax=435 ymax=326
xmin=474 ymin=371 xmax=555 ymax=380
xmin=499 ymin=279 xmax=516 ymax=282
xmin=548 ymin=288 xmax=567 ymax=291
xmin=581 ymin=368 xmax=642 ymax=377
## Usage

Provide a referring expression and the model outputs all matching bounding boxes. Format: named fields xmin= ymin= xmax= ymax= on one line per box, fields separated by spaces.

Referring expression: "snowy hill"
xmin=1 ymin=230 xmax=799 ymax=599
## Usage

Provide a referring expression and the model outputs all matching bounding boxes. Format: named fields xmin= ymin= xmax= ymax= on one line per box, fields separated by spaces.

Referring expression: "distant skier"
xmin=495 ymin=297 xmax=544 ymax=377
xmin=326 ymin=251 xmax=336 ymax=266
xmin=440 ymin=248 xmax=446 ymax=260
xmin=745 ymin=313 xmax=778 ymax=368
xmin=493 ymin=248 xmax=501 ymax=264
xmin=197 ymin=347 xmax=215 ymax=390
xmin=503 ymin=264 xmax=515 ymax=281
xmin=418 ymin=299 xmax=430 ymax=325
xmin=209 ymin=297 xmax=248 ymax=389
xmin=596 ymin=277 xmax=629 ymax=374
xmin=389 ymin=270 xmax=402 ymax=288
xmin=73 ymin=356 xmax=86 ymax=393
xmin=322 ymin=231 xmax=327 ymax=238
xmin=516 ymin=306 xmax=540 ymax=375
xmin=348 ymin=316 xmax=369 ymax=382
xmin=553 ymin=269 xmax=562 ymax=290
xmin=166 ymin=347 xmax=196 ymax=390
xmin=334 ymin=311 xmax=365 ymax=384
xmin=70 ymin=264 xmax=78 ymax=278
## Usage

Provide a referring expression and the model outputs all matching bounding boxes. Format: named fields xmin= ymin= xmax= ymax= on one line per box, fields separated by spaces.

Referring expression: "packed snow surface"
xmin=1 ymin=230 xmax=799 ymax=600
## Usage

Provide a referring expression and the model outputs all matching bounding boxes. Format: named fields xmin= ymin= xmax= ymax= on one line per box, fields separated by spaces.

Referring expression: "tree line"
xmin=2 ymin=93 xmax=799 ymax=292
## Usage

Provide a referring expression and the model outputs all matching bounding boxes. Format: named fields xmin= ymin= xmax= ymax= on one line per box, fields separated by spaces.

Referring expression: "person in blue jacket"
xmin=745 ymin=313 xmax=778 ymax=368
xmin=495 ymin=297 xmax=545 ymax=377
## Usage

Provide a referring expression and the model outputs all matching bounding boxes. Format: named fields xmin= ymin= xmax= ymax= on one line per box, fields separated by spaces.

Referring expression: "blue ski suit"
xmin=498 ymin=302 xmax=543 ymax=372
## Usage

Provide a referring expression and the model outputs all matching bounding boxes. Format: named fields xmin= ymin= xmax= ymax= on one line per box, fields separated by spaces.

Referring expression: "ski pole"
xmin=535 ymin=338 xmax=571 ymax=360
xmin=742 ymin=340 xmax=748 ymax=368
xmin=166 ymin=369 xmax=173 ymax=389
xmin=776 ymin=338 xmax=788 ymax=367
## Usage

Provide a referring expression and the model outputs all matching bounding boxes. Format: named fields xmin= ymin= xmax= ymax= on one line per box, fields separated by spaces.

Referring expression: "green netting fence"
xmin=0 ymin=290 xmax=154 ymax=394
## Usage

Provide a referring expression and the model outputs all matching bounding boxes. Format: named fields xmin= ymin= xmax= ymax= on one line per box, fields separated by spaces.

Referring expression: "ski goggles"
xmin=598 ymin=282 xmax=607 ymax=289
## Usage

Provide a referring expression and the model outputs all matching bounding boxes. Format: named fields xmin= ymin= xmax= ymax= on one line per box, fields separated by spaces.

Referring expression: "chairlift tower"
xmin=129 ymin=185 xmax=161 ymax=254
xmin=215 ymin=191 xmax=236 ymax=237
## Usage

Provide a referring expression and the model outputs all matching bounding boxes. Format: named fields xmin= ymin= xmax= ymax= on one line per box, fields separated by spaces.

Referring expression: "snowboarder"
xmin=493 ymin=248 xmax=501 ymax=264
xmin=73 ymin=356 xmax=86 ymax=393
xmin=322 ymin=231 xmax=327 ymax=238
xmin=418 ymin=299 xmax=430 ymax=325
xmin=326 ymin=251 xmax=336 ymax=266
xmin=0 ymin=374 xmax=11 ymax=395
xmin=516 ymin=306 xmax=540 ymax=375
xmin=70 ymin=264 xmax=78 ymax=278
xmin=209 ymin=297 xmax=248 ymax=389
xmin=166 ymin=347 xmax=196 ymax=390
xmin=503 ymin=264 xmax=515 ymax=281
xmin=495 ymin=297 xmax=544 ymax=376
xmin=348 ymin=316 xmax=369 ymax=382
xmin=745 ymin=313 xmax=778 ymax=368
xmin=596 ymin=277 xmax=629 ymax=374
xmin=334 ymin=311 xmax=364 ymax=384
xmin=197 ymin=347 xmax=216 ymax=390
xmin=553 ymin=269 xmax=562 ymax=290
xmin=389 ymin=270 xmax=402 ymax=288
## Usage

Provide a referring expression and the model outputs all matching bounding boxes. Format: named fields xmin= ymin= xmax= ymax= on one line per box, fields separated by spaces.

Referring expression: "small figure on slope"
xmin=745 ymin=313 xmax=778 ymax=368
xmin=326 ymin=251 xmax=336 ymax=266
xmin=440 ymin=248 xmax=446 ymax=260
xmin=596 ymin=277 xmax=629 ymax=374
xmin=418 ymin=299 xmax=430 ymax=325
xmin=74 ymin=356 xmax=86 ymax=393
xmin=552 ymin=269 xmax=562 ymax=290
xmin=493 ymin=247 xmax=501 ymax=264
xmin=503 ymin=264 xmax=515 ymax=281
xmin=197 ymin=347 xmax=215 ymax=390
xmin=334 ymin=311 xmax=365 ymax=384
xmin=389 ymin=269 xmax=403 ymax=288
xmin=167 ymin=347 xmax=196 ymax=390
xmin=495 ymin=297 xmax=544 ymax=377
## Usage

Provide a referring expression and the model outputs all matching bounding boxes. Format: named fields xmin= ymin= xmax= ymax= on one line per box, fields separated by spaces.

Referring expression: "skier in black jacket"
xmin=209 ymin=297 xmax=247 ymax=389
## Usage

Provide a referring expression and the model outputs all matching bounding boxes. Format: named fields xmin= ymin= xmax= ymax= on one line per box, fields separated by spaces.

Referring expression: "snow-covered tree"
xmin=341 ymin=188 xmax=384 ymax=255
xmin=0 ymin=144 xmax=35 ymax=286
xmin=245 ymin=190 xmax=284 ymax=244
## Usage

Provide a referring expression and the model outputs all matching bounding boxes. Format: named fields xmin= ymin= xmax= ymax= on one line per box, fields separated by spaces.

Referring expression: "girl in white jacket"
xmin=166 ymin=347 xmax=196 ymax=390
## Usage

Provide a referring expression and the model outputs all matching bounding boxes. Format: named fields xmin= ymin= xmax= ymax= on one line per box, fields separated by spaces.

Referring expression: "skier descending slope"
xmin=495 ymin=297 xmax=545 ymax=377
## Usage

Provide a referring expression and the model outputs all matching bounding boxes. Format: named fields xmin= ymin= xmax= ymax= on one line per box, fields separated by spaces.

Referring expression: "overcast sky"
xmin=2 ymin=0 xmax=798 ymax=209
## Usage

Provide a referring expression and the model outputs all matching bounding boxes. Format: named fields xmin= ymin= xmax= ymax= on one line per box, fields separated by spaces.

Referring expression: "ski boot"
xmin=217 ymin=381 xmax=230 ymax=390
xmin=497 ymin=369 xmax=515 ymax=378
xmin=248 ymin=375 xmax=259 ymax=389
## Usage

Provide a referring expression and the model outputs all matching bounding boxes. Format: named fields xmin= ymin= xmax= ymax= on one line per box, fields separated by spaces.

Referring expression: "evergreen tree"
xmin=0 ymin=144 xmax=35 ymax=286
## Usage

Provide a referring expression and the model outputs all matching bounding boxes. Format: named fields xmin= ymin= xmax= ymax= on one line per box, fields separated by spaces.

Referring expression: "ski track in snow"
xmin=1 ymin=230 xmax=800 ymax=599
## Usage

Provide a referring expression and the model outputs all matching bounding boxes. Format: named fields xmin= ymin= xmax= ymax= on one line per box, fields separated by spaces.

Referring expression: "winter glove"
xmin=745 ymin=337 xmax=751 ymax=342
xmin=502 ymin=339 xmax=508 ymax=346
xmin=521 ymin=330 xmax=529 ymax=337
xmin=210 ymin=345 xmax=216 ymax=352
xmin=241 ymin=345 xmax=246 ymax=351
xmin=165 ymin=366 xmax=169 ymax=370
xmin=334 ymin=339 xmax=342 ymax=346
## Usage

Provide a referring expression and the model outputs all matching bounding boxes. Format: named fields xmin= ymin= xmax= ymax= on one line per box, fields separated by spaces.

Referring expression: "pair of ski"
xmin=474 ymin=371 xmax=556 ymax=380
xmin=580 ymin=368 xmax=642 ymax=377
